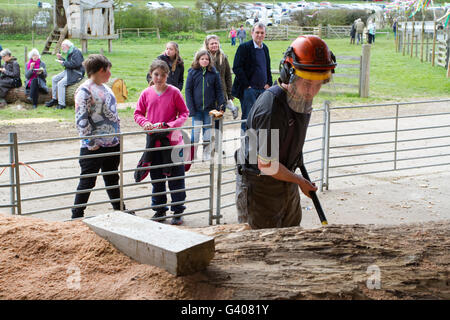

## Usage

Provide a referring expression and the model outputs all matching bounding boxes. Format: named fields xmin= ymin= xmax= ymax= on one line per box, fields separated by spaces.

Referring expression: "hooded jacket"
xmin=185 ymin=66 xmax=225 ymax=116
xmin=0 ymin=56 xmax=21 ymax=87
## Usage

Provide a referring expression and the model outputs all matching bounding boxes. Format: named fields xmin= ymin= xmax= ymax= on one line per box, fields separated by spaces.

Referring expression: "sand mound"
xmin=0 ymin=214 xmax=231 ymax=300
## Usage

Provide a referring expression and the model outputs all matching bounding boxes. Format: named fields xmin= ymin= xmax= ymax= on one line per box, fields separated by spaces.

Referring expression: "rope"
xmin=0 ymin=162 xmax=44 ymax=178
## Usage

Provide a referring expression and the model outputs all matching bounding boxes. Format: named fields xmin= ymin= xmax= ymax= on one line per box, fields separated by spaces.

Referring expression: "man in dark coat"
xmin=232 ymin=22 xmax=272 ymax=133
xmin=45 ymin=39 xmax=85 ymax=109
xmin=0 ymin=48 xmax=21 ymax=107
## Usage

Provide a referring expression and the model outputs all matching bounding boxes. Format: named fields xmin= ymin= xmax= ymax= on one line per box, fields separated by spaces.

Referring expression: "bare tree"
xmin=196 ymin=0 xmax=236 ymax=29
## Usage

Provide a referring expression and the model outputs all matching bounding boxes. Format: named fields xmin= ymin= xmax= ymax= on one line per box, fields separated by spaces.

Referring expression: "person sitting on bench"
xmin=45 ymin=39 xmax=85 ymax=109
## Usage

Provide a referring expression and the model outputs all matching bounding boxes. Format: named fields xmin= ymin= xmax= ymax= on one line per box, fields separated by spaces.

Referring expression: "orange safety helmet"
xmin=280 ymin=35 xmax=337 ymax=83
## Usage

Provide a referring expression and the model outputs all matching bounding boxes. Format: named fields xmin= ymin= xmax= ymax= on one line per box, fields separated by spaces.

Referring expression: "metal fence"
xmin=1 ymin=98 xmax=450 ymax=225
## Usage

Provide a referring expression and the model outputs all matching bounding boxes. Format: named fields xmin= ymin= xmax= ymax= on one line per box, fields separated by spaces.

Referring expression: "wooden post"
xmin=447 ymin=57 xmax=450 ymax=78
xmin=426 ymin=31 xmax=429 ymax=62
xmin=432 ymin=21 xmax=437 ymax=67
xmin=402 ymin=21 xmax=407 ymax=56
xmin=410 ymin=18 xmax=415 ymax=58
xmin=447 ymin=27 xmax=450 ymax=77
xmin=24 ymin=46 xmax=27 ymax=67
xmin=318 ymin=24 xmax=322 ymax=38
xmin=420 ymin=20 xmax=425 ymax=62
xmin=156 ymin=27 xmax=160 ymax=43
xmin=100 ymin=48 xmax=104 ymax=55
xmin=32 ymin=26 xmax=35 ymax=48
xmin=137 ymin=28 xmax=140 ymax=37
xmin=108 ymin=39 xmax=112 ymax=53
xmin=81 ymin=39 xmax=88 ymax=54
xmin=359 ymin=44 xmax=371 ymax=98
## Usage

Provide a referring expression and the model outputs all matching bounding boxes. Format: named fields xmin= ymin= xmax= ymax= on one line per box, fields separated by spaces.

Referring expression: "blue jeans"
xmin=191 ymin=110 xmax=212 ymax=144
xmin=150 ymin=150 xmax=186 ymax=214
xmin=240 ymin=87 xmax=265 ymax=133
xmin=231 ymin=37 xmax=236 ymax=46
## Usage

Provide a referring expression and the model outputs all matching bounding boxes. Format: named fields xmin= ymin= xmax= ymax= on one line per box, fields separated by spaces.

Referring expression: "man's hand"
xmin=56 ymin=53 xmax=62 ymax=59
xmin=264 ymin=84 xmax=270 ymax=90
xmin=297 ymin=176 xmax=318 ymax=199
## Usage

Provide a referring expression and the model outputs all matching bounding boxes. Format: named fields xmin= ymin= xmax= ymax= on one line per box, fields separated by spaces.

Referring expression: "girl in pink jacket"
xmin=134 ymin=59 xmax=189 ymax=225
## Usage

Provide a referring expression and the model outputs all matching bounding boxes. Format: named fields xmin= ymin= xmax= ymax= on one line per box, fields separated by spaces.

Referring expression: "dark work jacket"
xmin=60 ymin=47 xmax=85 ymax=85
xmin=185 ymin=66 xmax=225 ymax=116
xmin=0 ymin=57 xmax=21 ymax=87
xmin=146 ymin=54 xmax=185 ymax=91
xmin=25 ymin=60 xmax=49 ymax=95
xmin=231 ymin=40 xmax=272 ymax=100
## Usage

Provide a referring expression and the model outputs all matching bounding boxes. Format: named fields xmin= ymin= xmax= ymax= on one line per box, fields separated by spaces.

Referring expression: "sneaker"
xmin=45 ymin=99 xmax=58 ymax=107
xmin=170 ymin=216 xmax=183 ymax=225
xmin=56 ymin=104 xmax=66 ymax=109
xmin=151 ymin=211 xmax=166 ymax=221
xmin=32 ymin=105 xmax=37 ymax=109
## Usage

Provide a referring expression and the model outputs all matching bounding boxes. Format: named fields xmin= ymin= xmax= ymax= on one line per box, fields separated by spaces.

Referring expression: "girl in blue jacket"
xmin=185 ymin=50 xmax=225 ymax=160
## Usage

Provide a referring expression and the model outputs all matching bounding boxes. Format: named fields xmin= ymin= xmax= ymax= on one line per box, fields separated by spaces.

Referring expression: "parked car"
xmin=41 ymin=2 xmax=51 ymax=9
xmin=146 ymin=2 xmax=162 ymax=10
xmin=159 ymin=2 xmax=174 ymax=9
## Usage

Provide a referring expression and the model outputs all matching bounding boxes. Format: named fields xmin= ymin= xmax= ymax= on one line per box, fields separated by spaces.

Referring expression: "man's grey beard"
xmin=286 ymin=92 xmax=313 ymax=114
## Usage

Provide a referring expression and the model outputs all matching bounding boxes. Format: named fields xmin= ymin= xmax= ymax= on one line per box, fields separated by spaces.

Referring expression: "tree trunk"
xmin=4 ymin=78 xmax=127 ymax=106
xmin=193 ymin=222 xmax=450 ymax=299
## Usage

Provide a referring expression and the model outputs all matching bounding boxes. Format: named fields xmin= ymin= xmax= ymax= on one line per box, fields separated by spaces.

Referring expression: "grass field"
xmin=1 ymin=31 xmax=449 ymax=120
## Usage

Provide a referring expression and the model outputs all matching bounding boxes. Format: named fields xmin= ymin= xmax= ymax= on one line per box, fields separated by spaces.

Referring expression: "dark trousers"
xmin=28 ymin=78 xmax=39 ymax=105
xmin=73 ymin=145 xmax=122 ymax=215
xmin=150 ymin=150 xmax=186 ymax=214
xmin=240 ymin=87 xmax=265 ymax=133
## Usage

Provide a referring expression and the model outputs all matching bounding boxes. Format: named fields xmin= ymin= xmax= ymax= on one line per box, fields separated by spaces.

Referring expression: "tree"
xmin=196 ymin=0 xmax=236 ymax=29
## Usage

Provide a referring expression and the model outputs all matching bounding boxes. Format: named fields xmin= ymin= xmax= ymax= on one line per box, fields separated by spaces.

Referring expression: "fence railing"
xmin=1 ymin=99 xmax=450 ymax=225
xmin=396 ymin=21 xmax=450 ymax=74
xmin=117 ymin=28 xmax=161 ymax=40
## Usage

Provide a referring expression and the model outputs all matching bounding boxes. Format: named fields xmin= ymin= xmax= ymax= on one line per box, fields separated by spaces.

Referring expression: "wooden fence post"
xmin=402 ymin=21 xmax=407 ymax=56
xmin=447 ymin=27 xmax=450 ymax=77
xmin=318 ymin=24 xmax=322 ymax=38
xmin=432 ymin=20 xmax=437 ymax=67
xmin=420 ymin=20 xmax=425 ymax=62
xmin=410 ymin=18 xmax=415 ymax=58
xmin=156 ymin=27 xmax=160 ymax=43
xmin=359 ymin=44 xmax=371 ymax=98
xmin=24 ymin=46 xmax=27 ymax=67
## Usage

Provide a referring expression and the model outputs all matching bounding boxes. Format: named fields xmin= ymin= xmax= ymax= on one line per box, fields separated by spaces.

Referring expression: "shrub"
xmin=115 ymin=7 xmax=202 ymax=33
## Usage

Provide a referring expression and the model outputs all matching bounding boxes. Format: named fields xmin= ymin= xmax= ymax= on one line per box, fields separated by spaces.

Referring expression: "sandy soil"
xmin=0 ymin=100 xmax=449 ymax=300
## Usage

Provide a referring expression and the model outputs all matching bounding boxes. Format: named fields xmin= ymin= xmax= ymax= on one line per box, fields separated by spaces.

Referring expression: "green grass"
xmin=1 ymin=32 xmax=449 ymax=121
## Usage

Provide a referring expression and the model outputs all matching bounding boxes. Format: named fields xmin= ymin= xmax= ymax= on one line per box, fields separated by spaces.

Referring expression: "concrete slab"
xmin=83 ymin=212 xmax=215 ymax=276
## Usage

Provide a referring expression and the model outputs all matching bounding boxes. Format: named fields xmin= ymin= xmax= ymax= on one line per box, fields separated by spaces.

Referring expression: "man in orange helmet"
xmin=235 ymin=35 xmax=336 ymax=229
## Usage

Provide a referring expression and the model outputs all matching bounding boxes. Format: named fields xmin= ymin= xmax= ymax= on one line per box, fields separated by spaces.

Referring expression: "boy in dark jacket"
xmin=185 ymin=50 xmax=225 ymax=161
